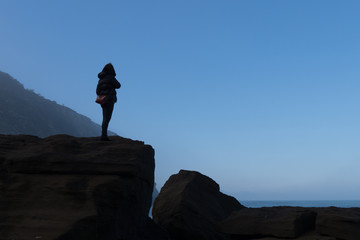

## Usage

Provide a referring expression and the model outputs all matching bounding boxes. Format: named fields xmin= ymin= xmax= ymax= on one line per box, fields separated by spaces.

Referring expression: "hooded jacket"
xmin=96 ymin=64 xmax=121 ymax=103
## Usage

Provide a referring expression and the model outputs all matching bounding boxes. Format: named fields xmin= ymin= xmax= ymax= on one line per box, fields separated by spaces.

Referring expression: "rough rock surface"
xmin=217 ymin=207 xmax=317 ymax=239
xmin=216 ymin=206 xmax=360 ymax=240
xmin=249 ymin=233 xmax=337 ymax=240
xmin=0 ymin=134 xmax=167 ymax=240
xmin=315 ymin=207 xmax=360 ymax=240
xmin=152 ymin=170 xmax=245 ymax=240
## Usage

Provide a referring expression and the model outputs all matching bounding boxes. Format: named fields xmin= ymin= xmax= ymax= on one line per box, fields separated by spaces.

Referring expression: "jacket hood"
xmin=98 ymin=63 xmax=116 ymax=79
xmin=101 ymin=63 xmax=116 ymax=75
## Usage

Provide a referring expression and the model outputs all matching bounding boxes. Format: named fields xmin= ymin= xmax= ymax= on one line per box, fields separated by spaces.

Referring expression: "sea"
xmin=240 ymin=200 xmax=360 ymax=208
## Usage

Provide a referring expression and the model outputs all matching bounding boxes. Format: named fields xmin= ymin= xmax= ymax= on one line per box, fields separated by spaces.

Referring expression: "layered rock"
xmin=0 ymin=134 xmax=166 ymax=240
xmin=152 ymin=170 xmax=245 ymax=240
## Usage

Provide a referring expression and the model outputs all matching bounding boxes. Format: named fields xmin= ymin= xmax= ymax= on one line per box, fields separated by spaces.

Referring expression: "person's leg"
xmin=101 ymin=102 xmax=114 ymax=139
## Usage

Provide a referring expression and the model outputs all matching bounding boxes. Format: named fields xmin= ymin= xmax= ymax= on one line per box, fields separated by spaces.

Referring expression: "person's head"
xmin=102 ymin=63 xmax=116 ymax=76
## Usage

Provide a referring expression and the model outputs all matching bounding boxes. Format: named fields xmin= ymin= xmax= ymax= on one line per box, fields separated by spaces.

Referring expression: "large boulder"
xmin=152 ymin=170 xmax=245 ymax=240
xmin=0 ymin=134 xmax=167 ymax=240
xmin=217 ymin=207 xmax=317 ymax=239
xmin=316 ymin=207 xmax=360 ymax=240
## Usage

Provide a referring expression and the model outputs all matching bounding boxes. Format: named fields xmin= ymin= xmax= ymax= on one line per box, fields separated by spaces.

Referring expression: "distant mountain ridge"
xmin=0 ymin=71 xmax=109 ymax=137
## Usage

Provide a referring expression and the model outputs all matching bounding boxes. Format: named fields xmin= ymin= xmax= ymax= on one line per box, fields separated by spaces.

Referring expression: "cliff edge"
xmin=0 ymin=134 xmax=161 ymax=240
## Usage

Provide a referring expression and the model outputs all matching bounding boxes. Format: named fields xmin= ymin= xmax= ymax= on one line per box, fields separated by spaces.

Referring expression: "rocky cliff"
xmin=1 ymin=134 xmax=359 ymax=240
xmin=0 ymin=134 xmax=167 ymax=240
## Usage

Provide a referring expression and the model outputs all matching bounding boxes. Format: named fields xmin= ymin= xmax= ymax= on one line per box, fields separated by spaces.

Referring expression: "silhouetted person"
xmin=96 ymin=63 xmax=121 ymax=141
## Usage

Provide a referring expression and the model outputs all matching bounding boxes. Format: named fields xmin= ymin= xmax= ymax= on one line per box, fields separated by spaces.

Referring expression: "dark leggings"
xmin=101 ymin=101 xmax=114 ymax=137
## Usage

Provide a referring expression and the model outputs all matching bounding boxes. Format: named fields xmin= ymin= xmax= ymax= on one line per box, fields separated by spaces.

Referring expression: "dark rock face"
xmin=217 ymin=207 xmax=317 ymax=239
xmin=152 ymin=169 xmax=245 ymax=240
xmin=316 ymin=207 xmax=360 ymax=240
xmin=0 ymin=134 xmax=163 ymax=240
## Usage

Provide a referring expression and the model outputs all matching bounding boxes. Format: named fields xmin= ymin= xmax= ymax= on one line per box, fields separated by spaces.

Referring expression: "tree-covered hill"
xmin=0 ymin=71 xmax=107 ymax=137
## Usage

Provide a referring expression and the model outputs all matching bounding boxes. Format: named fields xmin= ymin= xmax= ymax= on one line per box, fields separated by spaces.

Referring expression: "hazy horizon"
xmin=1 ymin=1 xmax=360 ymax=200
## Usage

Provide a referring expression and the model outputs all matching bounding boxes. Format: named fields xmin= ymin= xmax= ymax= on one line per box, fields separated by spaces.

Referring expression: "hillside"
xmin=0 ymin=71 xmax=107 ymax=137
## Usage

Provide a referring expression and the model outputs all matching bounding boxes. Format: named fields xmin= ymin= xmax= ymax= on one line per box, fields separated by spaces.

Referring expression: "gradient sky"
xmin=1 ymin=0 xmax=360 ymax=200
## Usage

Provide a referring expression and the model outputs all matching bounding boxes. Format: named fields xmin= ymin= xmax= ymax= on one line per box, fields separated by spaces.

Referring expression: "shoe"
xmin=101 ymin=136 xmax=110 ymax=141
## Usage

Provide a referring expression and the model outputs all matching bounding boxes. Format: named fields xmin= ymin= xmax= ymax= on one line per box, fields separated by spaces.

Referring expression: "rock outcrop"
xmin=2 ymin=134 xmax=360 ymax=240
xmin=0 ymin=134 xmax=167 ymax=240
xmin=152 ymin=170 xmax=245 ymax=240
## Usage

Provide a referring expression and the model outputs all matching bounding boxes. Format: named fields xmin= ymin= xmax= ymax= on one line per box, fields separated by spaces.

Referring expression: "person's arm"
xmin=96 ymin=81 xmax=101 ymax=95
xmin=114 ymin=78 xmax=121 ymax=89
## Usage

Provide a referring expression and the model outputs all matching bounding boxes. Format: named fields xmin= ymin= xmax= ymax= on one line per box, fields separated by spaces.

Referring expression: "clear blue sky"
xmin=1 ymin=0 xmax=360 ymax=200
